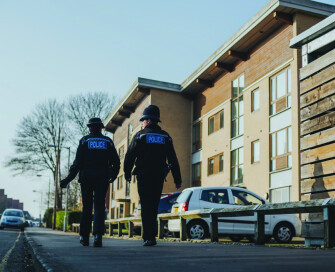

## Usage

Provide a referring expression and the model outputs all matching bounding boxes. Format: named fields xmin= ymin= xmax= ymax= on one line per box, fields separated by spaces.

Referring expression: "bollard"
xmin=128 ymin=221 xmax=134 ymax=238
xmin=255 ymin=211 xmax=265 ymax=245
xmin=180 ymin=217 xmax=187 ymax=241
xmin=118 ymin=222 xmax=122 ymax=237
xmin=210 ymin=214 xmax=219 ymax=242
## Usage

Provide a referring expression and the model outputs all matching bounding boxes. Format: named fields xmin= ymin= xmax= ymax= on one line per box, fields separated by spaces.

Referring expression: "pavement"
xmin=25 ymin=228 xmax=335 ymax=272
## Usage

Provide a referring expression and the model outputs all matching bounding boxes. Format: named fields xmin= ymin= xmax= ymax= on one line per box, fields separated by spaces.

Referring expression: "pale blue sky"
xmin=0 ymin=0 xmax=334 ymax=217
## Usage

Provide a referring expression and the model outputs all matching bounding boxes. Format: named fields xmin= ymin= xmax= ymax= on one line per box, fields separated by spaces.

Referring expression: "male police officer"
xmin=60 ymin=118 xmax=120 ymax=247
xmin=124 ymin=105 xmax=182 ymax=246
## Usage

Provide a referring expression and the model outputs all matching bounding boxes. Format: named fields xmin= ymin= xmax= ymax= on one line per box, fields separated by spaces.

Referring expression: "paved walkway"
xmin=25 ymin=228 xmax=335 ymax=272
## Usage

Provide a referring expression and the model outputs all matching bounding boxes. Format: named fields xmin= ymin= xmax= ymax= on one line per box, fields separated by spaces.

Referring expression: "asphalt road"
xmin=25 ymin=228 xmax=335 ymax=272
xmin=0 ymin=229 xmax=35 ymax=272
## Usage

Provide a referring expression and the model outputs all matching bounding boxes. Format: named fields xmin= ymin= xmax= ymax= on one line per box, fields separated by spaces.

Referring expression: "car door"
xmin=230 ymin=189 xmax=269 ymax=234
xmin=198 ymin=188 xmax=235 ymax=234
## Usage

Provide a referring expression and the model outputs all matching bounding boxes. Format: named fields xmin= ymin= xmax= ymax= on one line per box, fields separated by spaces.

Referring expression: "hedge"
xmin=56 ymin=210 xmax=82 ymax=231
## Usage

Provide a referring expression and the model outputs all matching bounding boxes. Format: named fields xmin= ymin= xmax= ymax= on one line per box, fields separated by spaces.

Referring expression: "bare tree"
xmin=67 ymin=91 xmax=116 ymax=137
xmin=5 ymin=99 xmax=69 ymax=210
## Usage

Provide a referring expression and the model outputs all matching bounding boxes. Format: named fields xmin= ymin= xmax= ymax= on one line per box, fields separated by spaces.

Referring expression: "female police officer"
xmin=60 ymin=118 xmax=120 ymax=247
xmin=124 ymin=105 xmax=182 ymax=246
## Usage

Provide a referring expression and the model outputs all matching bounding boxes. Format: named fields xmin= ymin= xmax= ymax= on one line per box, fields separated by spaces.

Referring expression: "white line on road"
xmin=0 ymin=232 xmax=21 ymax=272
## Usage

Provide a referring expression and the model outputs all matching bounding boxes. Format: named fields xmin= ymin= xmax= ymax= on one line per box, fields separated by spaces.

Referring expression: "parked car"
xmin=133 ymin=192 xmax=181 ymax=235
xmin=168 ymin=186 xmax=301 ymax=243
xmin=0 ymin=209 xmax=26 ymax=231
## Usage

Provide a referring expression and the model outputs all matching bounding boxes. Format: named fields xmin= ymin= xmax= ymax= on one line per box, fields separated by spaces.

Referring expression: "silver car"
xmin=0 ymin=209 xmax=25 ymax=231
xmin=168 ymin=186 xmax=301 ymax=243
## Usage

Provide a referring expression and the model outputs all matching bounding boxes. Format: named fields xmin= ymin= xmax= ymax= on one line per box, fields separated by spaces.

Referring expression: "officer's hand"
xmin=175 ymin=183 xmax=182 ymax=190
xmin=60 ymin=178 xmax=70 ymax=189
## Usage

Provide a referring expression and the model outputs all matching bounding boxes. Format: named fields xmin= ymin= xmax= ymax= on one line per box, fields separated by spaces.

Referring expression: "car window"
xmin=200 ymin=189 xmax=229 ymax=204
xmin=232 ymin=190 xmax=264 ymax=205
xmin=167 ymin=196 xmax=179 ymax=204
xmin=4 ymin=210 xmax=23 ymax=217
xmin=176 ymin=190 xmax=193 ymax=204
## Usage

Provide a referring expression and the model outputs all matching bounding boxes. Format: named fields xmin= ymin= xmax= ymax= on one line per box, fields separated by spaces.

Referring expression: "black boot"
xmin=80 ymin=236 xmax=89 ymax=246
xmin=143 ymin=239 xmax=157 ymax=246
xmin=94 ymin=234 xmax=102 ymax=247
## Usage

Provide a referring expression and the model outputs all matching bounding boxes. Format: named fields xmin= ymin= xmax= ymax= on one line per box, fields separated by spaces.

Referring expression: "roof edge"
xmin=104 ymin=78 xmax=181 ymax=128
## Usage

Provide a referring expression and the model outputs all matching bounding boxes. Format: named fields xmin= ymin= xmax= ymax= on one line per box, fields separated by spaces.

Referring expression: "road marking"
xmin=0 ymin=232 xmax=21 ymax=272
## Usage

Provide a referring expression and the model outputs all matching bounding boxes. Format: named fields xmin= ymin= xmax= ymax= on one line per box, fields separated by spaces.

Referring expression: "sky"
xmin=1 ymin=0 xmax=334 ymax=218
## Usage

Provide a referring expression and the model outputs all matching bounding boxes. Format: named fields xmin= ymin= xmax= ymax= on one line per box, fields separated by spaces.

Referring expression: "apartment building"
xmin=182 ymin=0 xmax=334 ymax=203
xmin=104 ymin=78 xmax=191 ymax=218
xmin=104 ymin=0 xmax=335 ymax=220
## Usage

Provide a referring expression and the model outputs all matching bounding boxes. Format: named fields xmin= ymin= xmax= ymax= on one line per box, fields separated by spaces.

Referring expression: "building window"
xmin=192 ymin=163 xmax=201 ymax=187
xmin=270 ymin=186 xmax=290 ymax=203
xmin=270 ymin=67 xmax=291 ymax=115
xmin=117 ymin=176 xmax=123 ymax=190
xmin=270 ymin=127 xmax=292 ymax=171
xmin=232 ymin=74 xmax=244 ymax=138
xmin=252 ymin=89 xmax=260 ymax=112
xmin=208 ymin=116 xmax=215 ymax=135
xmin=208 ymin=158 xmax=214 ymax=176
xmin=252 ymin=140 xmax=260 ymax=164
xmin=192 ymin=122 xmax=202 ymax=153
xmin=231 ymin=147 xmax=243 ymax=185
xmin=208 ymin=153 xmax=224 ymax=176
xmin=208 ymin=110 xmax=224 ymax=135
xmin=126 ymin=180 xmax=130 ymax=197
xmin=118 ymin=145 xmax=124 ymax=159
xmin=128 ymin=122 xmax=133 ymax=146
xmin=219 ymin=154 xmax=224 ymax=172
xmin=120 ymin=204 xmax=124 ymax=218
xmin=132 ymin=203 xmax=135 ymax=214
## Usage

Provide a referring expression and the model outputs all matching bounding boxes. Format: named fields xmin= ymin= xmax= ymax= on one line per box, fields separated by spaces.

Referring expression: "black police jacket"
xmin=64 ymin=132 xmax=120 ymax=183
xmin=124 ymin=124 xmax=182 ymax=184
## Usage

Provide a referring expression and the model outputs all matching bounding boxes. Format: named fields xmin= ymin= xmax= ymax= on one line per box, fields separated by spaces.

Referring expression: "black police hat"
xmin=87 ymin=117 xmax=105 ymax=128
xmin=139 ymin=105 xmax=161 ymax=122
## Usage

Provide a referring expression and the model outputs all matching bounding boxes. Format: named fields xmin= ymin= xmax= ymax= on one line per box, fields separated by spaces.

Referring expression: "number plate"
xmin=174 ymin=207 xmax=179 ymax=213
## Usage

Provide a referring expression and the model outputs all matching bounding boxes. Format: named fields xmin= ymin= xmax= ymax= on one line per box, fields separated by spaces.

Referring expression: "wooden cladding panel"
xmin=301 ymin=176 xmax=335 ymax=194
xmin=301 ymin=126 xmax=335 ymax=151
xmin=301 ymin=93 xmax=335 ymax=122
xmin=300 ymin=111 xmax=335 ymax=136
xmin=301 ymin=142 xmax=335 ymax=165
xmin=301 ymin=191 xmax=335 ymax=201
xmin=300 ymin=79 xmax=335 ymax=108
xmin=300 ymin=63 xmax=335 ymax=95
xmin=193 ymin=25 xmax=292 ymax=120
xmin=301 ymin=159 xmax=335 ymax=179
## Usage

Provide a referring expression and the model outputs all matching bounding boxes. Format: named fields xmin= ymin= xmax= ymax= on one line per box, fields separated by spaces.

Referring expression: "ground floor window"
xmin=270 ymin=186 xmax=290 ymax=203
xmin=192 ymin=163 xmax=201 ymax=187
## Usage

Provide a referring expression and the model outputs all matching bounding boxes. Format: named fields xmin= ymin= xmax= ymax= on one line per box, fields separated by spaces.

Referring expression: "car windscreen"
xmin=4 ymin=211 xmax=23 ymax=217
xmin=175 ymin=190 xmax=192 ymax=204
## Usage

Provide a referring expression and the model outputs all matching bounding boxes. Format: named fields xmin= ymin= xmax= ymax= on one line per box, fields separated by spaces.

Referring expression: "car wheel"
xmin=187 ymin=220 xmax=209 ymax=240
xmin=273 ymin=223 xmax=293 ymax=243
xmin=163 ymin=222 xmax=171 ymax=237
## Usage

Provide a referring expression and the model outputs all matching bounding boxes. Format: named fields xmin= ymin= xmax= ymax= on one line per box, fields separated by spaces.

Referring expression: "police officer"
xmin=60 ymin=118 xmax=120 ymax=247
xmin=124 ymin=105 xmax=182 ymax=246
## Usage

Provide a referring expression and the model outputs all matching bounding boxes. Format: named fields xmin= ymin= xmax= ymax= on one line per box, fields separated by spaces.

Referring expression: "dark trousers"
xmin=137 ymin=174 xmax=164 ymax=241
xmin=80 ymin=181 xmax=109 ymax=237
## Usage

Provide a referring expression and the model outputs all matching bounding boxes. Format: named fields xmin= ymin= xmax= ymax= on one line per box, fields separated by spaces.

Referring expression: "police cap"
xmin=139 ymin=105 xmax=161 ymax=122
xmin=87 ymin=117 xmax=105 ymax=128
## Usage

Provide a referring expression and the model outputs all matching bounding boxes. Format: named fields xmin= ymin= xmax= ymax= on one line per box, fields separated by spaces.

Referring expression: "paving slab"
xmin=26 ymin=228 xmax=335 ymax=272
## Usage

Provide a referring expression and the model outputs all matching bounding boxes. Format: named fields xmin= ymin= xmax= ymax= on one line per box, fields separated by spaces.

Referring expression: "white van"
xmin=168 ymin=186 xmax=301 ymax=243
